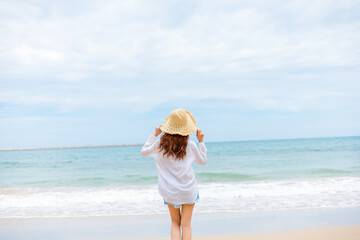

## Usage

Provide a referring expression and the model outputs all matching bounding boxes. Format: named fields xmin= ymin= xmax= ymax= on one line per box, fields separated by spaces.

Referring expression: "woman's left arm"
xmin=140 ymin=135 xmax=158 ymax=157
xmin=140 ymin=126 xmax=162 ymax=157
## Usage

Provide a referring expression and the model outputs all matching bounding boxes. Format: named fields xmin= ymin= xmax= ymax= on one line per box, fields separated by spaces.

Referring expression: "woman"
xmin=141 ymin=108 xmax=207 ymax=240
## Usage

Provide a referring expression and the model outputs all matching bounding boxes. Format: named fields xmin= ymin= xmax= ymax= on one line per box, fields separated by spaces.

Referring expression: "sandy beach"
xmin=133 ymin=225 xmax=360 ymax=240
xmin=1 ymin=207 xmax=360 ymax=240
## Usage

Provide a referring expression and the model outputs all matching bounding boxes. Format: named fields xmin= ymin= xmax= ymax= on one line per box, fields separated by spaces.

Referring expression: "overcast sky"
xmin=1 ymin=0 xmax=359 ymax=148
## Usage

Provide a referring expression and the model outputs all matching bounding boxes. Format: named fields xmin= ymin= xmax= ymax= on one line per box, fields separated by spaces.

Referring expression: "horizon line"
xmin=0 ymin=143 xmax=142 ymax=152
xmin=0 ymin=135 xmax=358 ymax=152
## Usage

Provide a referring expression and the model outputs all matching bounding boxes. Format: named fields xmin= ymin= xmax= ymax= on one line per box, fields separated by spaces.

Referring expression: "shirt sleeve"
xmin=192 ymin=141 xmax=207 ymax=165
xmin=140 ymin=134 xmax=159 ymax=157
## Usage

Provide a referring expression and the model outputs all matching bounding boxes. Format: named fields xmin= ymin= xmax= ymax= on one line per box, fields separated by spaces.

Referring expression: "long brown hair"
xmin=157 ymin=133 xmax=189 ymax=160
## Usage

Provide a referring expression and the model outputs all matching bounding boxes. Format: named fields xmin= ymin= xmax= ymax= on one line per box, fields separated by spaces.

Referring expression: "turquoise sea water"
xmin=1 ymin=136 xmax=359 ymax=187
xmin=0 ymin=136 xmax=359 ymax=217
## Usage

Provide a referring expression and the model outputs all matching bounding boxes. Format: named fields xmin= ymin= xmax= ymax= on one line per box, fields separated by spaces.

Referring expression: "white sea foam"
xmin=1 ymin=177 xmax=359 ymax=218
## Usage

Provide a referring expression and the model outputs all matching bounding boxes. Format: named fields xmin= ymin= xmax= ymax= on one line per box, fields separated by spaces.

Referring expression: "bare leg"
xmin=180 ymin=203 xmax=195 ymax=240
xmin=168 ymin=205 xmax=181 ymax=240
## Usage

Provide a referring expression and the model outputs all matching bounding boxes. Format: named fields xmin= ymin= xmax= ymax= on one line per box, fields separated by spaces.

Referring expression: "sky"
xmin=0 ymin=0 xmax=359 ymax=148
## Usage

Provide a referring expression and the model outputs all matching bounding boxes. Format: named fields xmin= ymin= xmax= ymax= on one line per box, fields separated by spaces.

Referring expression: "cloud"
xmin=1 ymin=0 xmax=359 ymax=114
xmin=0 ymin=116 xmax=51 ymax=128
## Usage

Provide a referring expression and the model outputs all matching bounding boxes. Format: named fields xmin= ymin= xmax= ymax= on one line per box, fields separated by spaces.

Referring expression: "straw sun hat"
xmin=160 ymin=109 xmax=197 ymax=136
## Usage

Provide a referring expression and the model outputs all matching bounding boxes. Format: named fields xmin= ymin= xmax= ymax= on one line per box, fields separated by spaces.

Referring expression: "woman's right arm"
xmin=192 ymin=128 xmax=207 ymax=165
xmin=193 ymin=141 xmax=207 ymax=165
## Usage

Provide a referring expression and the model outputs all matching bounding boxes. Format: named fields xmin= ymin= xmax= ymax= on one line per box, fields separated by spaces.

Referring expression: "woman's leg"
xmin=180 ymin=203 xmax=195 ymax=240
xmin=168 ymin=205 xmax=181 ymax=240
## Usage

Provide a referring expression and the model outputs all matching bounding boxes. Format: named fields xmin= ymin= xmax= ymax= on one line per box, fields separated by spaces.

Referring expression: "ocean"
xmin=0 ymin=136 xmax=359 ymax=218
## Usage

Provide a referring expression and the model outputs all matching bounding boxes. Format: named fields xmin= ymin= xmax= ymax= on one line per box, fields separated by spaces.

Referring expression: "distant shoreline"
xmin=1 ymin=135 xmax=358 ymax=152
xmin=0 ymin=144 xmax=142 ymax=151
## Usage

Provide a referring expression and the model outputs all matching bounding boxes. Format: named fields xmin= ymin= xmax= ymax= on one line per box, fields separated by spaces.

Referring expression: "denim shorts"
xmin=163 ymin=192 xmax=200 ymax=208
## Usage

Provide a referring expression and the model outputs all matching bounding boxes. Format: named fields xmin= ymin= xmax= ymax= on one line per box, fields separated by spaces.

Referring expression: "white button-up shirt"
xmin=141 ymin=134 xmax=207 ymax=204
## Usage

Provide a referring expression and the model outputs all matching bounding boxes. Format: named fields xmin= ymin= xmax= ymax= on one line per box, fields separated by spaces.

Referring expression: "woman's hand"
xmin=154 ymin=125 xmax=163 ymax=137
xmin=196 ymin=128 xmax=204 ymax=143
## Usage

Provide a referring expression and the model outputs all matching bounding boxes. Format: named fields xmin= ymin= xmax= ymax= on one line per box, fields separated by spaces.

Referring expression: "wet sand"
xmin=133 ymin=225 xmax=360 ymax=240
